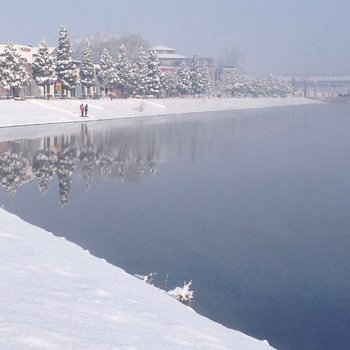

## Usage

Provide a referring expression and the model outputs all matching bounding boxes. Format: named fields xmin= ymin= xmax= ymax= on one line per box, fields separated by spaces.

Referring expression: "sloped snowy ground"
xmin=0 ymin=96 xmax=321 ymax=128
xmin=0 ymin=209 xmax=275 ymax=350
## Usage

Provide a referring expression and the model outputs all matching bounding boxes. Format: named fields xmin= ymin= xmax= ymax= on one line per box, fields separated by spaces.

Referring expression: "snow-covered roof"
xmin=32 ymin=47 xmax=57 ymax=56
xmin=148 ymin=45 xmax=177 ymax=52
xmin=0 ymin=44 xmax=33 ymax=63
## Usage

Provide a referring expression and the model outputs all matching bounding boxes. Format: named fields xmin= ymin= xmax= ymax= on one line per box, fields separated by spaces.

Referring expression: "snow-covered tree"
xmin=267 ymin=75 xmax=291 ymax=97
xmin=98 ymin=48 xmax=117 ymax=95
xmin=115 ymin=44 xmax=132 ymax=97
xmin=132 ymin=46 xmax=148 ymax=96
xmin=145 ymin=49 xmax=162 ymax=97
xmin=176 ymin=61 xmax=191 ymax=96
xmin=190 ymin=54 xmax=202 ymax=96
xmin=224 ymin=72 xmax=233 ymax=96
xmin=32 ymin=40 xmax=56 ymax=96
xmin=199 ymin=60 xmax=211 ymax=96
xmin=56 ymin=26 xmax=78 ymax=95
xmin=0 ymin=41 xmax=30 ymax=97
xmin=223 ymin=72 xmax=291 ymax=98
xmin=161 ymin=71 xmax=177 ymax=97
xmin=80 ymin=39 xmax=96 ymax=96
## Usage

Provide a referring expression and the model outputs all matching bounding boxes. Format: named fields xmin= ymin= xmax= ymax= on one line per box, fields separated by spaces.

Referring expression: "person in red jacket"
xmin=80 ymin=103 xmax=84 ymax=117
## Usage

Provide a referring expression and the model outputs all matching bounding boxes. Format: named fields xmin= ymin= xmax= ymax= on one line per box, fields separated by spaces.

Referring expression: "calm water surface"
xmin=1 ymin=104 xmax=350 ymax=350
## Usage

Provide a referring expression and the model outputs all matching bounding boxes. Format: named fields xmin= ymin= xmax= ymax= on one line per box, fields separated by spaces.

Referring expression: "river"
xmin=1 ymin=103 xmax=350 ymax=350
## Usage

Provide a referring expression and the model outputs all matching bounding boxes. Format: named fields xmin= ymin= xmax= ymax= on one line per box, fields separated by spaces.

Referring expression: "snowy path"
xmin=0 ymin=97 xmax=321 ymax=129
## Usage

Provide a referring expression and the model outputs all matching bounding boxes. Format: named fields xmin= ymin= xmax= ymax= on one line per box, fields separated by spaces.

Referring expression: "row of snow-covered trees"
xmin=0 ymin=26 xmax=212 ymax=98
xmin=74 ymin=26 xmax=212 ymax=98
xmin=0 ymin=25 xmax=291 ymax=98
xmin=222 ymin=71 xmax=291 ymax=97
xmin=98 ymin=45 xmax=212 ymax=98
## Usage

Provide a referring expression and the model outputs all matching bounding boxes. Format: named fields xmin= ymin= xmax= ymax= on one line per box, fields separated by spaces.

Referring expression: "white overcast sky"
xmin=1 ymin=0 xmax=349 ymax=76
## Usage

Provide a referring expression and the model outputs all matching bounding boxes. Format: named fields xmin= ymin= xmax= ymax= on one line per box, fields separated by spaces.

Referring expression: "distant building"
xmin=288 ymin=76 xmax=350 ymax=97
xmin=148 ymin=45 xmax=214 ymax=70
xmin=148 ymin=45 xmax=215 ymax=90
xmin=148 ymin=45 xmax=186 ymax=73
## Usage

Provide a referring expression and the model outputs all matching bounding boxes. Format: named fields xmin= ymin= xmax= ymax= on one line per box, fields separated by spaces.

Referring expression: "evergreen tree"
xmin=199 ymin=60 xmax=211 ymax=96
xmin=224 ymin=72 xmax=232 ymax=96
xmin=56 ymin=26 xmax=78 ymax=95
xmin=0 ymin=41 xmax=30 ymax=97
xmin=189 ymin=54 xmax=202 ymax=96
xmin=145 ymin=50 xmax=162 ymax=97
xmin=98 ymin=48 xmax=117 ymax=95
xmin=115 ymin=44 xmax=132 ymax=97
xmin=80 ymin=39 xmax=96 ymax=96
xmin=32 ymin=40 xmax=56 ymax=96
xmin=224 ymin=71 xmax=244 ymax=97
xmin=132 ymin=46 xmax=148 ymax=96
xmin=176 ymin=61 xmax=191 ymax=96
xmin=161 ymin=71 xmax=177 ymax=97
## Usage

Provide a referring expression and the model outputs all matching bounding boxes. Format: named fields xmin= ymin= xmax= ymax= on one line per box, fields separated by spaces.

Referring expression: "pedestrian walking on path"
xmin=85 ymin=104 xmax=88 ymax=117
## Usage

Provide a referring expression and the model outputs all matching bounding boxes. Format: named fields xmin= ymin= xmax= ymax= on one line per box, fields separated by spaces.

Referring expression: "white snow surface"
xmin=0 ymin=208 xmax=276 ymax=350
xmin=0 ymin=97 xmax=316 ymax=349
xmin=0 ymin=96 xmax=320 ymax=128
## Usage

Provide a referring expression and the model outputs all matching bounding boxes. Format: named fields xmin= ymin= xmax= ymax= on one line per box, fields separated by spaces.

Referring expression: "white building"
xmin=148 ymin=45 xmax=214 ymax=71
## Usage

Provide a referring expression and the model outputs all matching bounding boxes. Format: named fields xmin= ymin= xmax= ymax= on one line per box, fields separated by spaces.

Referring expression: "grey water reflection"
xmin=0 ymin=118 xmax=204 ymax=206
xmin=1 ymin=105 xmax=350 ymax=350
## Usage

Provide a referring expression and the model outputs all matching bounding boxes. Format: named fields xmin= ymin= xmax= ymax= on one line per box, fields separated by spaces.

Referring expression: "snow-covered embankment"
xmin=0 ymin=96 xmax=321 ymax=128
xmin=0 ymin=208 xmax=275 ymax=349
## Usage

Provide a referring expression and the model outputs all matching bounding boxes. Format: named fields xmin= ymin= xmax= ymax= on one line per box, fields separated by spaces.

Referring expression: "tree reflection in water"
xmin=0 ymin=118 xmax=207 ymax=207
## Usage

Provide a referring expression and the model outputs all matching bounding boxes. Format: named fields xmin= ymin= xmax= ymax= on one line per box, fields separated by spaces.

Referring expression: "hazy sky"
xmin=1 ymin=0 xmax=349 ymax=76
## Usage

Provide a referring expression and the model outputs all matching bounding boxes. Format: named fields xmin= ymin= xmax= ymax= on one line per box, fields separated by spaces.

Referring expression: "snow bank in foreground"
xmin=0 ymin=97 xmax=320 ymax=128
xmin=0 ymin=208 xmax=275 ymax=350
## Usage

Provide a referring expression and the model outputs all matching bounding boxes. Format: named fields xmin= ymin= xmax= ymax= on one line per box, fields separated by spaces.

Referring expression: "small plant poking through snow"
xmin=168 ymin=281 xmax=194 ymax=306
xmin=135 ymin=273 xmax=194 ymax=306
xmin=134 ymin=272 xmax=157 ymax=285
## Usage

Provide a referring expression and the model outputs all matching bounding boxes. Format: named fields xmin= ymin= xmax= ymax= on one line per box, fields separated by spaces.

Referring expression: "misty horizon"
xmin=0 ymin=1 xmax=349 ymax=77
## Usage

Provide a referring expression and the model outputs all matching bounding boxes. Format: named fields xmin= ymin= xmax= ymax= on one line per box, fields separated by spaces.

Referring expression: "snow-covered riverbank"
xmin=0 ymin=208 xmax=275 ymax=350
xmin=0 ymin=96 xmax=320 ymax=128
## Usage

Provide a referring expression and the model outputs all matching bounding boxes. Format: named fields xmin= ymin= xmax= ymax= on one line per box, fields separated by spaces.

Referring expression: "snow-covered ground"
xmin=0 ymin=97 xmax=319 ymax=349
xmin=0 ymin=96 xmax=320 ymax=128
xmin=0 ymin=209 xmax=275 ymax=350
